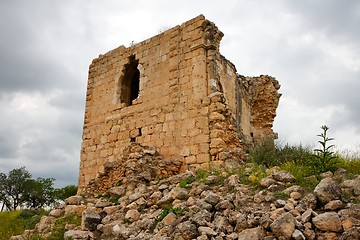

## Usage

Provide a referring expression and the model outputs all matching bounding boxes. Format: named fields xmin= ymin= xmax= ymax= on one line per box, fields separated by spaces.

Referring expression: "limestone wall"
xmin=78 ymin=15 xmax=281 ymax=192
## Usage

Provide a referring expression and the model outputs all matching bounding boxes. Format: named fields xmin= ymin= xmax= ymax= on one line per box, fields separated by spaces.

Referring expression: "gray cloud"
xmin=1 ymin=0 xmax=359 ymax=187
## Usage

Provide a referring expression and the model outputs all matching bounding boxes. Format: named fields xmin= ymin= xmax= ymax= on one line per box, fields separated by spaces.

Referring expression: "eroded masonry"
xmin=78 ymin=15 xmax=281 ymax=192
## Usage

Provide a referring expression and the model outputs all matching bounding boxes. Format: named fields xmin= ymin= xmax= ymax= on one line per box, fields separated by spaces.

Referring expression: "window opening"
xmin=120 ymin=55 xmax=140 ymax=106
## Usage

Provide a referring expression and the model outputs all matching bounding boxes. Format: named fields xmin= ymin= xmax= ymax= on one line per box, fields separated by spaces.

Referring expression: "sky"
xmin=0 ymin=0 xmax=359 ymax=187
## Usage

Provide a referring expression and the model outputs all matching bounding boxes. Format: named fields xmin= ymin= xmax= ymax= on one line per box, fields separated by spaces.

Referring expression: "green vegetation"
xmin=0 ymin=167 xmax=78 ymax=211
xmin=0 ymin=209 xmax=48 ymax=240
xmin=249 ymin=126 xmax=360 ymax=188
xmin=155 ymin=205 xmax=187 ymax=222
xmin=0 ymin=167 xmax=78 ymax=238
xmin=179 ymin=176 xmax=196 ymax=188
xmin=273 ymin=191 xmax=288 ymax=199
xmin=312 ymin=125 xmax=339 ymax=173
xmin=47 ymin=212 xmax=81 ymax=240
xmin=151 ymin=205 xmax=187 ymax=231
xmin=109 ymin=194 xmax=121 ymax=204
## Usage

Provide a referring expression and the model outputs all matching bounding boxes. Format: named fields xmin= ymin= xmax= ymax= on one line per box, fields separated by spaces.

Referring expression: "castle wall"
xmin=78 ymin=15 xmax=281 ymax=192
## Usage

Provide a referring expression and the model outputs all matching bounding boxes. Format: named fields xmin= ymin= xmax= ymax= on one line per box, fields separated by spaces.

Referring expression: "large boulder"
xmin=312 ymin=212 xmax=343 ymax=232
xmin=65 ymin=195 xmax=83 ymax=205
xmin=237 ymin=227 xmax=266 ymax=240
xmin=270 ymin=213 xmax=296 ymax=239
xmin=81 ymin=209 xmax=102 ymax=231
xmin=271 ymin=170 xmax=296 ymax=183
xmin=314 ymin=177 xmax=342 ymax=204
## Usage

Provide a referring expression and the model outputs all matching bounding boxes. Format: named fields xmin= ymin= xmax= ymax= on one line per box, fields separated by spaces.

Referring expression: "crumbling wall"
xmin=78 ymin=15 xmax=281 ymax=193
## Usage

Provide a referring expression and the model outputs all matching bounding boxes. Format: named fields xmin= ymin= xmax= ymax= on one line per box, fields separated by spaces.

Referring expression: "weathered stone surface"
xmin=270 ymin=212 xmax=296 ymax=239
xmin=314 ymin=177 xmax=342 ymax=204
xmin=292 ymin=229 xmax=306 ymax=240
xmin=237 ymin=227 xmax=265 ymax=240
xmin=65 ymin=195 xmax=83 ymax=205
xmin=175 ymin=221 xmax=198 ymax=240
xmin=170 ymin=187 xmax=189 ymax=200
xmin=342 ymin=176 xmax=360 ymax=196
xmin=64 ymin=230 xmax=95 ymax=239
xmin=49 ymin=208 xmax=64 ymax=218
xmin=260 ymin=177 xmax=276 ymax=187
xmin=271 ymin=170 xmax=296 ymax=183
xmin=198 ymin=226 xmax=217 ymax=236
xmin=312 ymin=212 xmax=343 ymax=232
xmin=192 ymin=209 xmax=212 ymax=226
xmin=325 ymin=200 xmax=345 ymax=210
xmin=340 ymin=227 xmax=360 ymax=240
xmin=81 ymin=209 xmax=102 ymax=231
xmin=203 ymin=191 xmax=221 ymax=206
xmin=125 ymin=209 xmax=140 ymax=222
xmin=297 ymin=193 xmax=317 ymax=210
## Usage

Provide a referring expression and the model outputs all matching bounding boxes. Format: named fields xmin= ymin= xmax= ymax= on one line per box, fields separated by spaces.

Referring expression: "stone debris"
xmin=13 ymin=164 xmax=360 ymax=240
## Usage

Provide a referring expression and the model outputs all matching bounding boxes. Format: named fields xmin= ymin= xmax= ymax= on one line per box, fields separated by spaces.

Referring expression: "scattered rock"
xmin=292 ymin=229 xmax=306 ymax=240
xmin=325 ymin=200 xmax=345 ymax=210
xmin=64 ymin=230 xmax=95 ymax=239
xmin=125 ymin=209 xmax=140 ymax=222
xmin=340 ymin=227 xmax=360 ymax=240
xmin=12 ymin=165 xmax=360 ymax=240
xmin=65 ymin=195 xmax=83 ymax=205
xmin=271 ymin=170 xmax=296 ymax=183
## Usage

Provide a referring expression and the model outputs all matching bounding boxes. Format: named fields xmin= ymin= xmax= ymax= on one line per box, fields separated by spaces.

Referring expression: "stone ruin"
xmin=78 ymin=15 xmax=281 ymax=194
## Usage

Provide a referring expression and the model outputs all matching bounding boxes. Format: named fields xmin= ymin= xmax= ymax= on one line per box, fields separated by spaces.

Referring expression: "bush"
xmin=250 ymin=138 xmax=279 ymax=167
xmin=179 ymin=176 xmax=196 ymax=188
xmin=0 ymin=209 xmax=47 ymax=240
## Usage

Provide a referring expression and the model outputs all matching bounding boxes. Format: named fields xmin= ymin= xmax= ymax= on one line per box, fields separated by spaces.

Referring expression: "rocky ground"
xmin=10 ymin=164 xmax=360 ymax=240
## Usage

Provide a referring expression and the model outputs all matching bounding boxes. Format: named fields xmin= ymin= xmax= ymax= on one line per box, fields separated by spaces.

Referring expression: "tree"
xmin=0 ymin=166 xmax=77 ymax=211
xmin=23 ymin=177 xmax=56 ymax=209
xmin=55 ymin=185 xmax=78 ymax=201
xmin=0 ymin=172 xmax=9 ymax=211
xmin=0 ymin=167 xmax=32 ymax=210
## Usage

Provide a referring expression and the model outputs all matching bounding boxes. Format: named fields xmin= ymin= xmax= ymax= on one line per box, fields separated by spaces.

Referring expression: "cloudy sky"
xmin=1 ymin=0 xmax=359 ymax=187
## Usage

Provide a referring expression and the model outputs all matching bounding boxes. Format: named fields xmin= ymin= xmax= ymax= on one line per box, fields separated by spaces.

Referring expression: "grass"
xmin=0 ymin=209 xmax=48 ymax=240
xmin=0 ymin=209 xmax=81 ymax=240
xmin=42 ymin=212 xmax=81 ymax=240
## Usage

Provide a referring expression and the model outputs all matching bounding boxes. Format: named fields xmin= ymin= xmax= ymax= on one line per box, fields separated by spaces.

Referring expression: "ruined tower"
xmin=78 ymin=15 xmax=281 ymax=192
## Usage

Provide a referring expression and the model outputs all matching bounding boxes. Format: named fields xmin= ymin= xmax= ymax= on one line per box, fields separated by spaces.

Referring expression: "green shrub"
xmin=109 ymin=194 xmax=121 ymax=204
xmin=151 ymin=205 xmax=187 ymax=231
xmin=273 ymin=191 xmax=288 ymax=199
xmin=250 ymin=138 xmax=279 ymax=167
xmin=179 ymin=176 xmax=196 ymax=188
xmin=195 ymin=169 xmax=208 ymax=179
xmin=337 ymin=153 xmax=360 ymax=175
